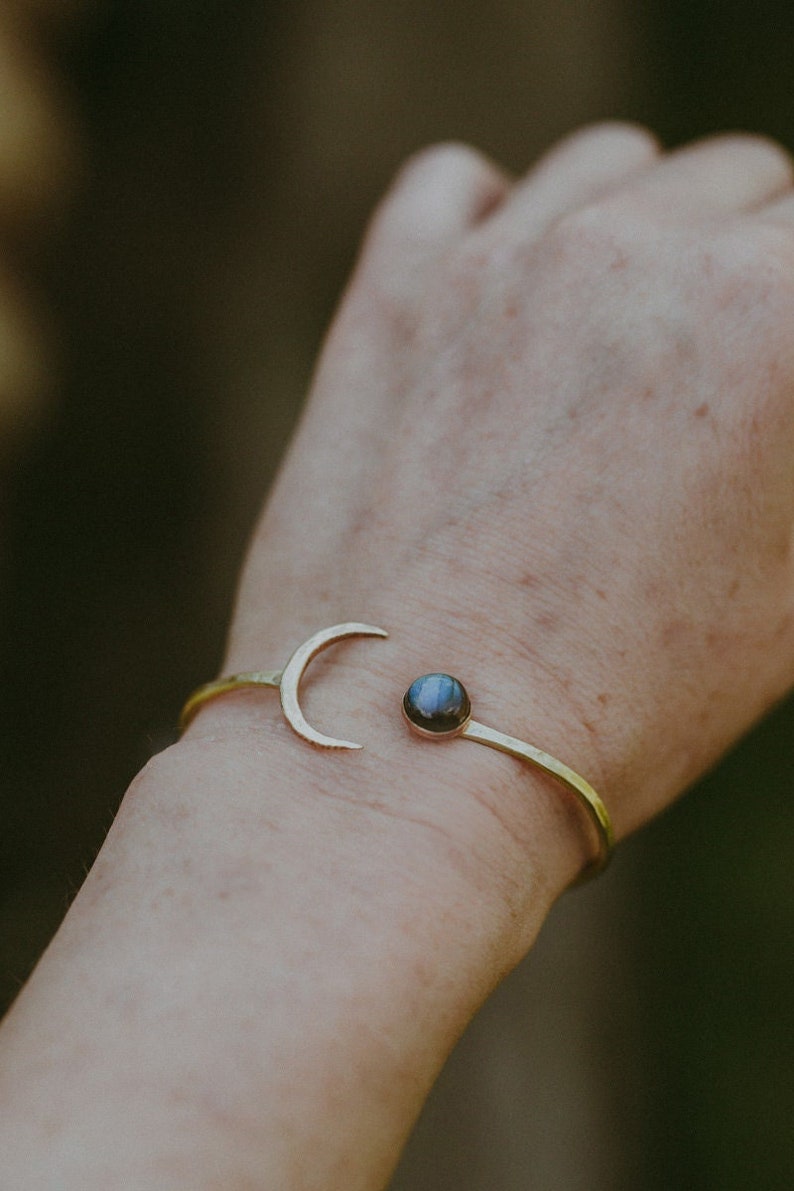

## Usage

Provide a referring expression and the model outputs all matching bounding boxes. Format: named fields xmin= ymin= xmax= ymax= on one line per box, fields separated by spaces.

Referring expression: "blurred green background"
xmin=0 ymin=2 xmax=792 ymax=1187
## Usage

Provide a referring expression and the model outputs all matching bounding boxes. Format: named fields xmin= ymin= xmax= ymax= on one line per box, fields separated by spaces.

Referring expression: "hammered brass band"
xmin=178 ymin=623 xmax=389 ymax=749
xmin=179 ymin=670 xmax=281 ymax=734
xmin=179 ymin=622 xmax=614 ymax=881
xmin=460 ymin=719 xmax=614 ymax=877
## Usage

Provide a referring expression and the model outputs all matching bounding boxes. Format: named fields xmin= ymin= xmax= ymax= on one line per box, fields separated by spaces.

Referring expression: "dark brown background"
xmin=1 ymin=2 xmax=792 ymax=1187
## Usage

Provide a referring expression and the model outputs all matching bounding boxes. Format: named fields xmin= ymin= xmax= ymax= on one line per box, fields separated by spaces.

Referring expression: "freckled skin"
xmin=232 ymin=128 xmax=794 ymax=837
xmin=6 ymin=126 xmax=794 ymax=1191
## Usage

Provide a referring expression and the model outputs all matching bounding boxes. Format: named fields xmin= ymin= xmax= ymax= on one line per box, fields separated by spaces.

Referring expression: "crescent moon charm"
xmin=279 ymin=622 xmax=388 ymax=749
xmin=179 ymin=622 xmax=388 ymax=744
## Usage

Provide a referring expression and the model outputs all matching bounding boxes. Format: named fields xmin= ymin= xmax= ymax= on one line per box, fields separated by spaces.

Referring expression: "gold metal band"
xmin=400 ymin=671 xmax=612 ymax=878
xmin=179 ymin=624 xmax=614 ymax=880
xmin=179 ymin=623 xmax=389 ymax=748
xmin=460 ymin=719 xmax=613 ymax=877
xmin=179 ymin=670 xmax=281 ymax=735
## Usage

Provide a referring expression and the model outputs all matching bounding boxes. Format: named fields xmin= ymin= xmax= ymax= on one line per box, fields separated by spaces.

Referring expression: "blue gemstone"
xmin=403 ymin=673 xmax=471 ymax=736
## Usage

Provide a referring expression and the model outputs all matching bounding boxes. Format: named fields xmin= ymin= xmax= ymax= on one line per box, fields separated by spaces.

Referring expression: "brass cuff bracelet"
xmin=179 ymin=622 xmax=614 ymax=879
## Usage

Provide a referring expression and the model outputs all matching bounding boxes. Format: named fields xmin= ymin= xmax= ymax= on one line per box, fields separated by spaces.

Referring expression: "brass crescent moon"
xmin=279 ymin=622 xmax=388 ymax=749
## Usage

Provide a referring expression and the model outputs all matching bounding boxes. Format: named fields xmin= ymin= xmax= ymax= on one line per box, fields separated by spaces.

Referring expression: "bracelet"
xmin=180 ymin=623 xmax=614 ymax=878
xmin=179 ymin=623 xmax=389 ymax=747
xmin=402 ymin=672 xmax=613 ymax=878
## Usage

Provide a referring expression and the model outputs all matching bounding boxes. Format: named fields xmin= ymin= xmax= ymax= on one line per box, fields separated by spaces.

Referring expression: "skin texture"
xmin=230 ymin=124 xmax=794 ymax=836
xmin=1 ymin=124 xmax=794 ymax=1189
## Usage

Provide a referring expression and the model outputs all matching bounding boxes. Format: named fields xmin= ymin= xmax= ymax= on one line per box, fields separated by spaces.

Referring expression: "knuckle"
xmin=394 ymin=140 xmax=494 ymax=188
xmin=683 ymin=131 xmax=794 ymax=198
xmin=363 ymin=142 xmax=506 ymax=271
xmin=566 ymin=119 xmax=660 ymax=158
xmin=707 ymin=131 xmax=794 ymax=175
xmin=386 ymin=142 xmax=507 ymax=224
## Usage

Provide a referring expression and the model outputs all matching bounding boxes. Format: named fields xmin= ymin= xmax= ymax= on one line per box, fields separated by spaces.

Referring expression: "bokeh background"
xmin=0 ymin=2 xmax=792 ymax=1188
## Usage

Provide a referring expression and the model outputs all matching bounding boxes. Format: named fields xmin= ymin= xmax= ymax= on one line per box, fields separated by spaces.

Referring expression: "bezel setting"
xmin=402 ymin=673 xmax=472 ymax=739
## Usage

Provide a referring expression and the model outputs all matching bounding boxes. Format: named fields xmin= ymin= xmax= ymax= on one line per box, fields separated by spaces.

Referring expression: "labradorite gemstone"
xmin=403 ymin=673 xmax=471 ymax=735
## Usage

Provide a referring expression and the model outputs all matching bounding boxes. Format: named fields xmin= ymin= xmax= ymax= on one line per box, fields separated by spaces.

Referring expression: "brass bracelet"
xmin=401 ymin=672 xmax=613 ymax=878
xmin=180 ymin=623 xmax=614 ymax=879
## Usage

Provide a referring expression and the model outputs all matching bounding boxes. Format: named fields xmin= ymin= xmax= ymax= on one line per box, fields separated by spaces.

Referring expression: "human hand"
xmin=7 ymin=124 xmax=794 ymax=1191
xmin=223 ymin=124 xmax=794 ymax=882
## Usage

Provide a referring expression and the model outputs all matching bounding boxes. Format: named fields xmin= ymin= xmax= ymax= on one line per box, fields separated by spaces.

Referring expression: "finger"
xmin=243 ymin=149 xmax=511 ymax=607
xmin=495 ymin=122 xmax=660 ymax=233
xmin=611 ymin=133 xmax=794 ymax=218
xmin=357 ymin=143 xmax=511 ymax=296
xmin=323 ymin=144 xmax=509 ymax=422
xmin=312 ymin=146 xmax=508 ymax=428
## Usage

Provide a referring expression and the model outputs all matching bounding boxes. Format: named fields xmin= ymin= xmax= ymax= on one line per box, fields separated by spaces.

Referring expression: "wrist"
xmin=0 ymin=729 xmax=559 ymax=1190
xmin=225 ymin=526 xmax=623 ymax=881
xmin=188 ymin=612 xmax=606 ymax=927
xmin=0 ymin=648 xmax=602 ymax=1190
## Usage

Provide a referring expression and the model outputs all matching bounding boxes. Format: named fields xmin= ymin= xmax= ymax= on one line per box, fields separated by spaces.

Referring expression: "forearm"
xmin=0 ymin=673 xmax=578 ymax=1190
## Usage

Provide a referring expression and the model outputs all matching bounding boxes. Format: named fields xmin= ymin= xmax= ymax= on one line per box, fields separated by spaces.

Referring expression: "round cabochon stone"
xmin=402 ymin=672 xmax=471 ymax=736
